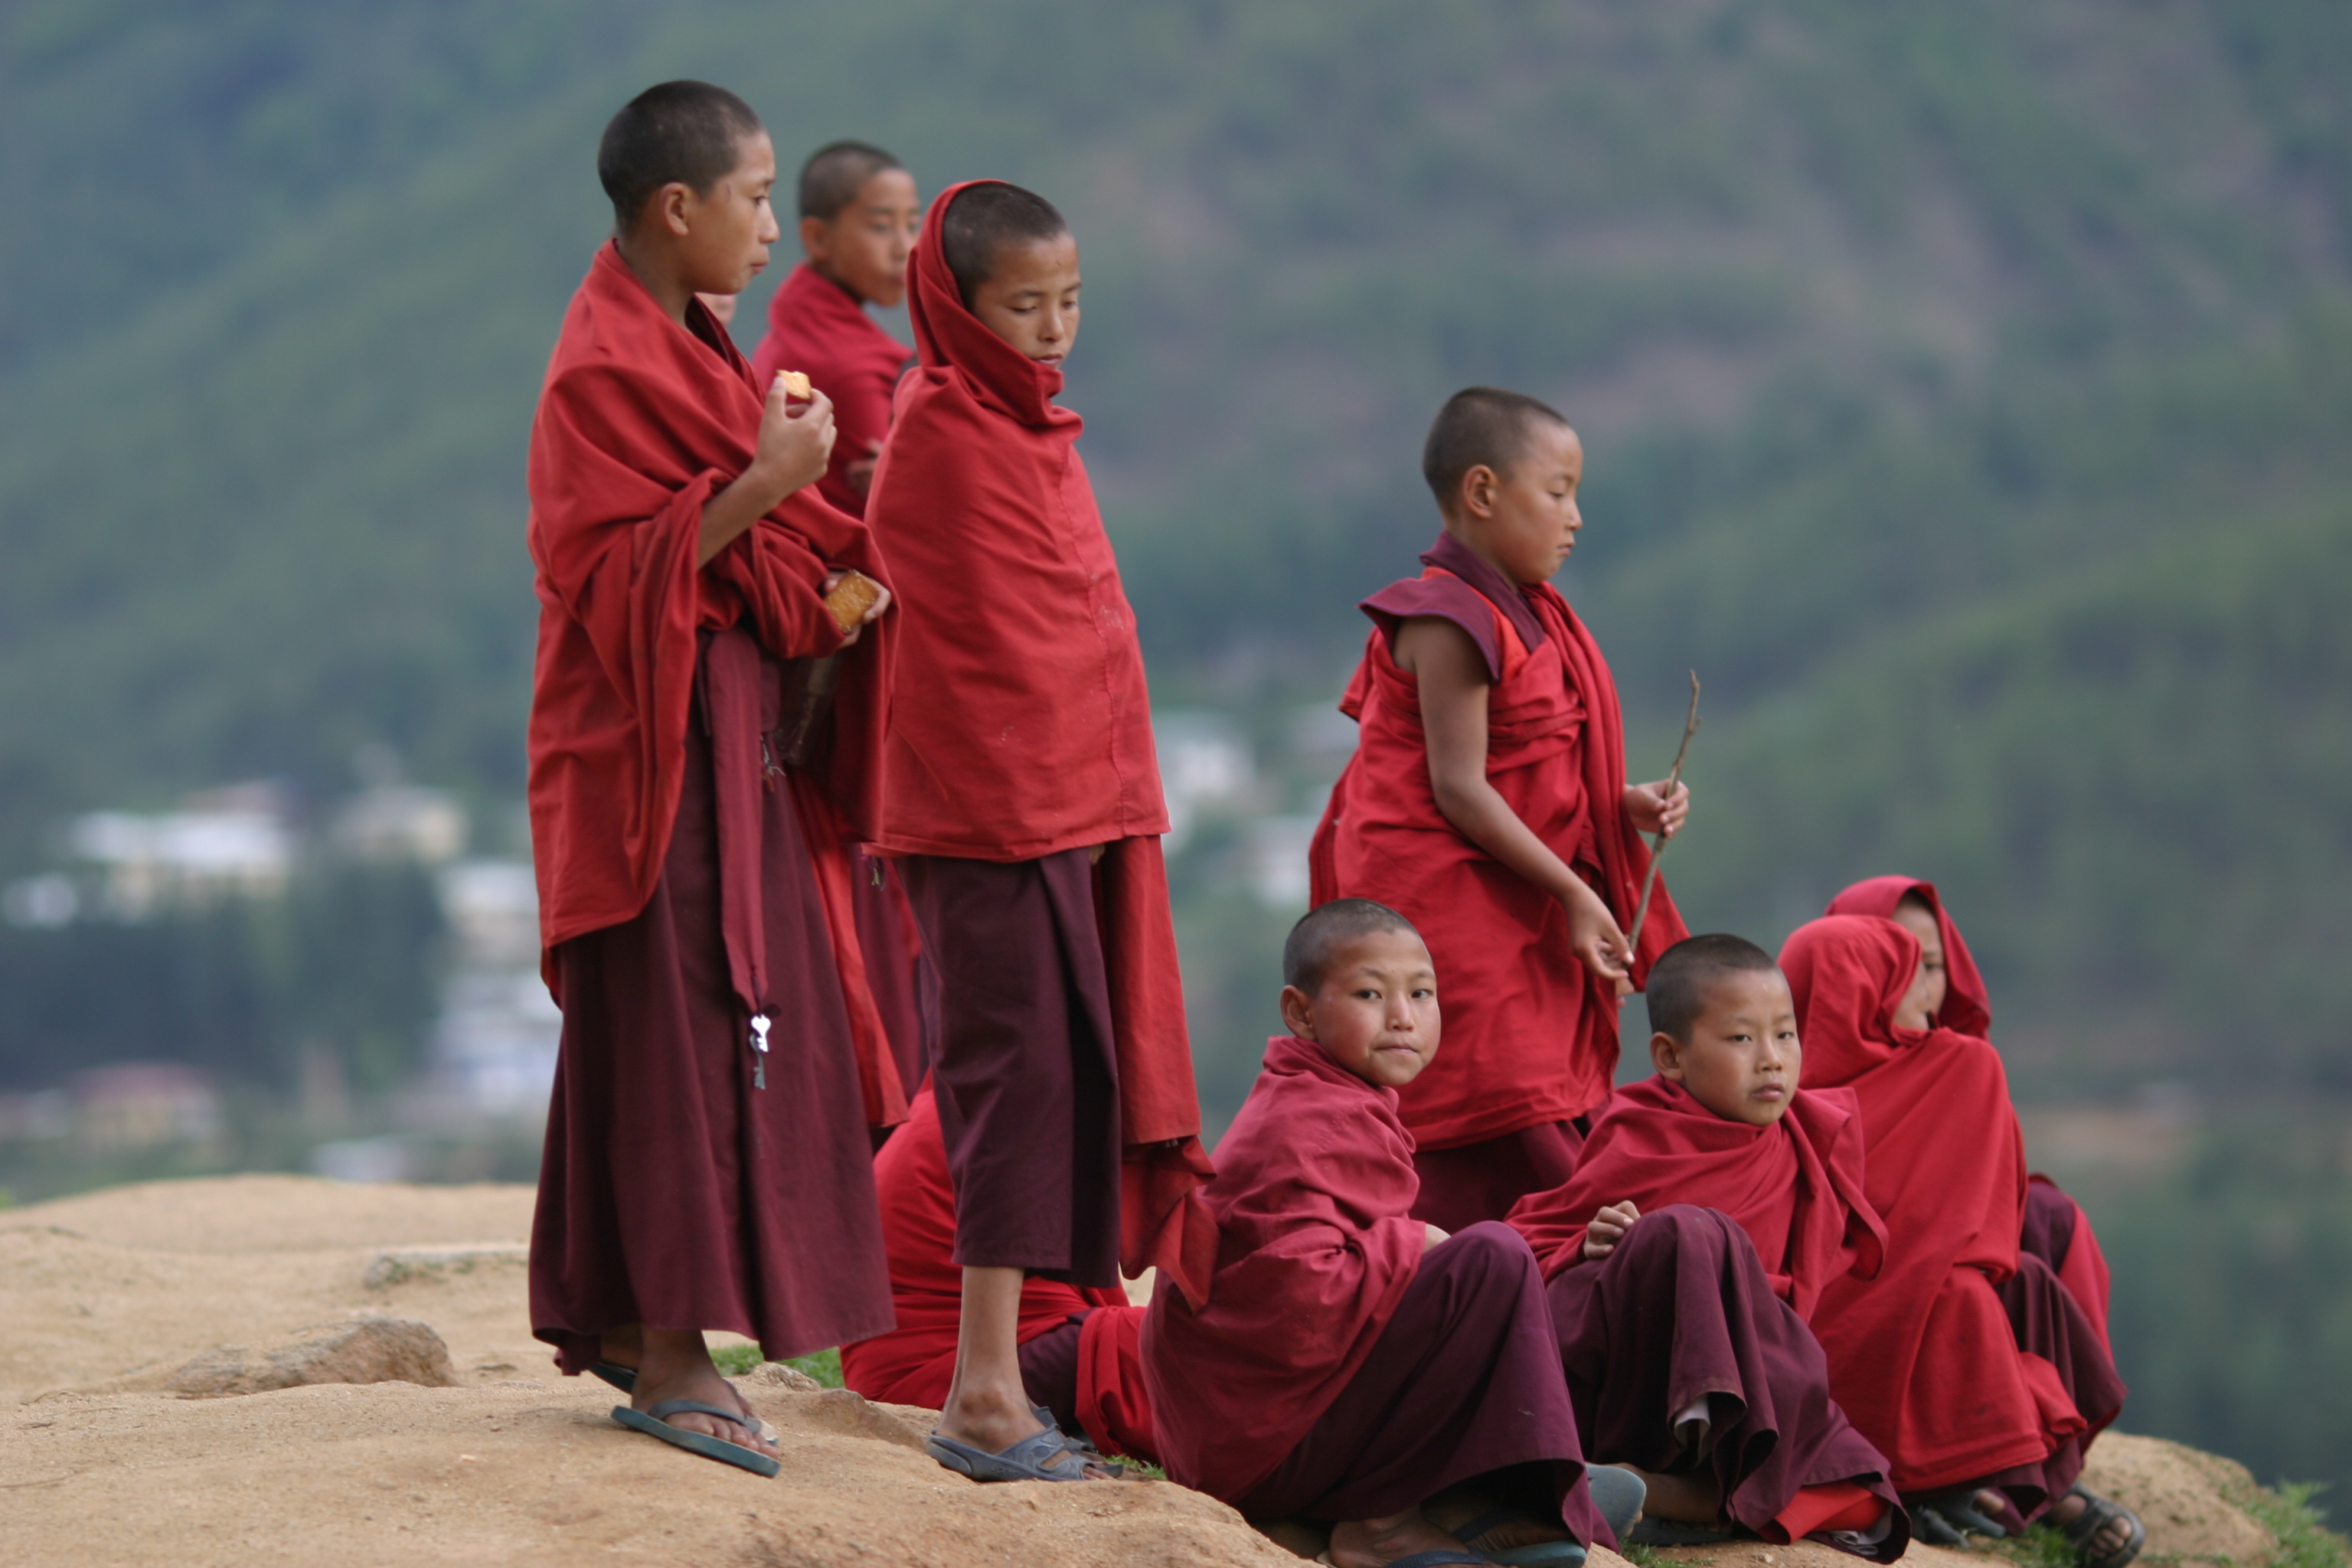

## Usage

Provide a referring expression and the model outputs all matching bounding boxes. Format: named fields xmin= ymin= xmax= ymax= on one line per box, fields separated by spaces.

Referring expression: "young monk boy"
xmin=1147 ymin=900 xmax=1632 ymax=1568
xmin=524 ymin=80 xmax=900 ymax=1477
xmin=1780 ymin=916 xmax=2140 ymax=1566
xmin=1504 ymin=936 xmax=1906 ymax=1560
xmin=862 ymin=180 xmax=1216 ymax=1482
xmin=1312 ymin=388 xmax=1690 ymax=1231
xmin=750 ymin=139 xmax=929 ymax=1099
xmin=839 ymin=1086 xmax=1159 ymax=1468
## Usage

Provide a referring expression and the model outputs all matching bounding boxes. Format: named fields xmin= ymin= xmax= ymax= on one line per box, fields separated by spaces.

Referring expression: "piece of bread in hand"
xmin=773 ymin=369 xmax=813 ymax=400
xmin=823 ymin=570 xmax=883 ymax=635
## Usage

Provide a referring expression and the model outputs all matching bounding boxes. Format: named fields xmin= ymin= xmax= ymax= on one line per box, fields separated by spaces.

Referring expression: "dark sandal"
xmin=1583 ymin=1465 xmax=1650 ymax=1541
xmin=590 ymin=1360 xmax=636 ymax=1394
xmin=1451 ymin=1508 xmax=1588 ymax=1565
xmin=609 ymin=1399 xmax=779 ymax=1477
xmin=1916 ymin=1490 xmax=2008 ymax=1542
xmin=926 ymin=1423 xmax=1103 ymax=1482
xmin=2059 ymin=1488 xmax=2146 ymax=1568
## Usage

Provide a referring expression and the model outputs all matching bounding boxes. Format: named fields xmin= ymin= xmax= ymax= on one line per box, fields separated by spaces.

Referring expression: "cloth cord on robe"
xmin=524 ymin=241 xmax=904 ymax=1127
xmin=1782 ymin=916 xmax=2088 ymax=1494
xmin=1828 ymin=875 xmax=2117 ymax=1350
xmin=750 ymin=261 xmax=911 ymax=518
xmin=529 ymin=634 xmax=893 ymax=1371
xmin=1506 ymin=1076 xmax=1886 ymax=1320
xmin=1312 ymin=531 xmax=1687 ymax=1154
xmin=1546 ymin=1204 xmax=1905 ymax=1561
xmin=863 ymin=182 xmax=1214 ymax=1304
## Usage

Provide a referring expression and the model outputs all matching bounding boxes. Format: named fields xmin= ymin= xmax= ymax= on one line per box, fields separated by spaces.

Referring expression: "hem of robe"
xmin=867 ymin=817 xmax=1172 ymax=864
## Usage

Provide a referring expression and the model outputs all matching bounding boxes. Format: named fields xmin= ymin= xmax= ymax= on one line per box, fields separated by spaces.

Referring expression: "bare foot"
xmin=936 ymin=1377 xmax=1050 ymax=1455
xmin=599 ymin=1325 xmax=770 ymax=1430
xmin=2048 ymin=1491 xmax=2137 ymax=1560
xmin=1328 ymin=1508 xmax=1473 ymax=1568
xmin=1618 ymin=1464 xmax=1720 ymax=1524
xmin=631 ymin=1328 xmax=778 ymax=1459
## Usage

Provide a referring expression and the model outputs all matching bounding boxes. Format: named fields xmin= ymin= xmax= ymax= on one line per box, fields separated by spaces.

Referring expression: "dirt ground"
xmin=0 ymin=1175 xmax=2286 ymax=1567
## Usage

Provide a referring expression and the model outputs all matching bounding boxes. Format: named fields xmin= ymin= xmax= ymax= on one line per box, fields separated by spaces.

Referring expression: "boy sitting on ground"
xmin=1146 ymin=900 xmax=1638 ymax=1568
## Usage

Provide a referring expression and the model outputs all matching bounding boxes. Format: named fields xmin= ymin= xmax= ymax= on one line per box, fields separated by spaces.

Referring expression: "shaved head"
xmin=1647 ymin=933 xmax=1781 ymax=1042
xmin=799 ymin=139 xmax=904 ymax=220
xmin=1284 ymin=899 xmax=1423 ymax=994
xmin=597 ymin=80 xmax=764 ymax=229
xmin=1422 ymin=387 xmax=1574 ymax=506
xmin=940 ymin=181 xmax=1070 ymax=307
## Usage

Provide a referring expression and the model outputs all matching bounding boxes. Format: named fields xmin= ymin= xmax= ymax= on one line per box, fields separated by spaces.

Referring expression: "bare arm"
xmin=695 ymin=384 xmax=838 ymax=567
xmin=1393 ymin=615 xmax=1632 ymax=990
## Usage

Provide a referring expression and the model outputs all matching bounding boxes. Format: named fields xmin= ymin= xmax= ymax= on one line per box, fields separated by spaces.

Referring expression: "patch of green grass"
xmin=707 ymin=1342 xmax=841 ymax=1386
xmin=786 ymin=1348 xmax=844 ymax=1389
xmin=2239 ymin=1481 xmax=2348 ymax=1568
xmin=1988 ymin=1523 xmax=2076 ymax=1568
xmin=1102 ymin=1454 xmax=1165 ymax=1480
xmin=708 ymin=1342 xmax=762 ymax=1377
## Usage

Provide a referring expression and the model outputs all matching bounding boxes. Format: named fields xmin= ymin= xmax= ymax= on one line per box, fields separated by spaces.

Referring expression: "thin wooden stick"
xmin=1625 ymin=670 xmax=1701 ymax=957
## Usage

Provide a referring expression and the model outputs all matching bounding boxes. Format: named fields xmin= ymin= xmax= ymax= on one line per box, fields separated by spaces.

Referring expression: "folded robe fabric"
xmin=1506 ymin=1076 xmax=1885 ymax=1319
xmin=1826 ymin=876 xmax=2115 ymax=1345
xmin=525 ymin=240 xmax=904 ymax=1126
xmin=750 ymin=261 xmax=910 ymax=518
xmin=1782 ymin=915 xmax=2085 ymax=1494
xmin=838 ymin=1086 xmax=1155 ymax=1462
xmin=1312 ymin=532 xmax=1687 ymax=1148
xmin=1143 ymin=1035 xmax=1429 ymax=1504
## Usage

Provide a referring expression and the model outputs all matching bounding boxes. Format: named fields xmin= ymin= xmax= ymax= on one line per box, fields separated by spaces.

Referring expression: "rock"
xmin=361 ymin=1242 xmax=528 ymax=1289
xmin=743 ymin=1359 xmax=825 ymax=1393
xmin=167 ymin=1315 xmax=457 ymax=1397
xmin=2081 ymin=1431 xmax=2280 ymax=1566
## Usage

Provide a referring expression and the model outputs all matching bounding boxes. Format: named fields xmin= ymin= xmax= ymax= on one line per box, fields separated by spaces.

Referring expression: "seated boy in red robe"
xmin=1827 ymin=877 xmax=2115 ymax=1345
xmin=525 ymin=81 xmax=900 ymax=1477
xmin=863 ymin=180 xmax=1215 ymax=1483
xmin=840 ymin=1086 xmax=1159 ymax=1467
xmin=1505 ymin=935 xmax=1906 ymax=1559
xmin=1780 ymin=915 xmax=2141 ymax=1566
xmin=1148 ymin=900 xmax=1638 ymax=1568
xmin=750 ymin=139 xmax=929 ymax=1099
xmin=1312 ymin=388 xmax=1690 ymax=1231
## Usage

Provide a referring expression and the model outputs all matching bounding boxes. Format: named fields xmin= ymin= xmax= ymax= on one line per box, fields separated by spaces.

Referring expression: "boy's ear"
xmin=1457 ymin=462 xmax=1500 ymax=521
xmin=799 ymin=213 xmax=832 ymax=263
xmin=1279 ymin=984 xmax=1318 ymax=1041
xmin=1649 ymin=1031 xmax=1684 ymax=1080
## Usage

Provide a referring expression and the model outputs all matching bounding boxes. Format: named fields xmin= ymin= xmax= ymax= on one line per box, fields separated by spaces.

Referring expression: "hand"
xmin=1423 ymin=1223 xmax=1451 ymax=1253
xmin=819 ymin=569 xmax=893 ymax=648
xmin=1623 ymin=779 xmax=1690 ymax=841
xmin=1563 ymin=883 xmax=1634 ymax=996
xmin=750 ymin=382 xmax=837 ymax=507
xmin=844 ymin=438 xmax=884 ymax=500
xmin=1583 ymin=1200 xmax=1639 ymax=1259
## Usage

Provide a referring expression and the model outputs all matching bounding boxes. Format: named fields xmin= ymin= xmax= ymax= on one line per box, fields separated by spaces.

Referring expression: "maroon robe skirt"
xmin=1236 ymin=1223 xmax=1611 ymax=1547
xmin=529 ymin=631 xmax=894 ymax=1374
xmin=1410 ymin=1118 xmax=1587 ymax=1233
xmin=1548 ymin=1205 xmax=1906 ymax=1560
xmin=899 ymin=849 xmax=1122 ymax=1285
xmin=1988 ymin=1251 xmax=2128 ymax=1513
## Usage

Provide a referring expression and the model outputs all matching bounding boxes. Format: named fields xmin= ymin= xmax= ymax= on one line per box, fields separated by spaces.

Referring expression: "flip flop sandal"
xmin=1449 ymin=1508 xmax=1588 ymax=1566
xmin=2059 ymin=1488 xmax=2146 ymax=1568
xmin=926 ymin=1423 xmax=1103 ymax=1482
xmin=590 ymin=1361 xmax=637 ymax=1393
xmin=609 ymin=1399 xmax=779 ymax=1478
xmin=1583 ymin=1465 xmax=1650 ymax=1542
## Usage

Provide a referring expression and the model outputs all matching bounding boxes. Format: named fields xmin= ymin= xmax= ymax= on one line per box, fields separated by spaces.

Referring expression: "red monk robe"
xmin=525 ymin=242 xmax=906 ymax=1371
xmin=751 ymin=260 xmax=929 ymax=1100
xmin=1147 ymin=1034 xmax=1608 ymax=1543
xmin=862 ymin=181 xmax=1214 ymax=1305
xmin=1782 ymin=916 xmax=2122 ymax=1510
xmin=1825 ymin=877 xmax=2113 ymax=1347
xmin=1312 ymin=532 xmax=1687 ymax=1229
xmin=1504 ymin=1081 xmax=1903 ymax=1556
xmin=840 ymin=1088 xmax=1158 ymax=1464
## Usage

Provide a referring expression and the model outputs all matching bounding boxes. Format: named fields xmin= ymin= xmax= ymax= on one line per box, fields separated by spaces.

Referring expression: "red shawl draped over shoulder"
xmin=862 ymin=182 xmax=1213 ymax=1304
xmin=839 ymin=1088 xmax=1156 ymax=1462
xmin=525 ymin=242 xmax=903 ymax=1121
xmin=1312 ymin=534 xmax=1686 ymax=1145
xmin=750 ymin=262 xmax=910 ymax=518
xmin=1505 ymin=1076 xmax=1884 ymax=1318
xmin=1142 ymin=1036 xmax=1428 ymax=1503
xmin=1782 ymin=915 xmax=2082 ymax=1492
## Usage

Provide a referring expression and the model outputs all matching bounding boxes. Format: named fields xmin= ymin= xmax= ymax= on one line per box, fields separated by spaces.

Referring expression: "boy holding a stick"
xmin=1311 ymin=387 xmax=1690 ymax=1230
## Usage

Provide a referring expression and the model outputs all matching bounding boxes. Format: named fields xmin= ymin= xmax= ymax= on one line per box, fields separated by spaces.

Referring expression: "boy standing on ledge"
xmin=863 ymin=180 xmax=1215 ymax=1482
xmin=524 ymin=80 xmax=897 ymax=1476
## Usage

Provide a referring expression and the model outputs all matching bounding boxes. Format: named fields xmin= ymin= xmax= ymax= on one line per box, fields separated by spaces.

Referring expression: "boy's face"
xmin=1890 ymin=899 xmax=1948 ymax=1024
xmin=1651 ymin=968 xmax=1800 ymax=1127
xmin=802 ymin=167 xmax=920 ymax=307
xmin=647 ymin=131 xmax=781 ymax=297
xmin=1453 ymin=420 xmax=1584 ymax=586
xmin=1279 ymin=928 xmax=1442 ymax=1091
xmin=969 ymin=232 xmax=1081 ymax=367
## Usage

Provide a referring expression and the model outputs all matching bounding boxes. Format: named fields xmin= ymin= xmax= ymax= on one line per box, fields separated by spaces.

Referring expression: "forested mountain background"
xmin=3 ymin=0 xmax=2350 ymax=1506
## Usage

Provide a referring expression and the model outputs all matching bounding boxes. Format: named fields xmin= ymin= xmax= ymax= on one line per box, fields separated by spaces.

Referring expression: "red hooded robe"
xmin=750 ymin=261 xmax=910 ymax=518
xmin=861 ymin=182 xmax=1214 ymax=1305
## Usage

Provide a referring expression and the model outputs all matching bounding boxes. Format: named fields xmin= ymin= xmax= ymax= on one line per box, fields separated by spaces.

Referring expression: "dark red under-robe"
xmin=524 ymin=243 xmax=906 ymax=1369
xmin=1145 ymin=1036 xmax=1606 ymax=1546
xmin=750 ymin=261 xmax=910 ymax=519
xmin=838 ymin=1085 xmax=1158 ymax=1464
xmin=1311 ymin=531 xmax=1687 ymax=1224
xmin=1782 ymin=916 xmax=2089 ymax=1501
xmin=1825 ymin=876 xmax=2115 ymax=1348
xmin=864 ymin=181 xmax=1214 ymax=1306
